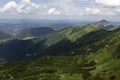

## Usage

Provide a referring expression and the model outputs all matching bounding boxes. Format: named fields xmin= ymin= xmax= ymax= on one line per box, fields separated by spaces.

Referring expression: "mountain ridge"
xmin=0 ymin=21 xmax=120 ymax=80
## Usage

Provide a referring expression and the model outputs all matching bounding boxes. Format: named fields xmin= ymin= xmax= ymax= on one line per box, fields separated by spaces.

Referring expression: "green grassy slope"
xmin=0 ymin=25 xmax=120 ymax=80
xmin=25 ymin=24 xmax=101 ymax=56
xmin=36 ymin=24 xmax=100 ymax=46
xmin=0 ymin=24 xmax=100 ymax=61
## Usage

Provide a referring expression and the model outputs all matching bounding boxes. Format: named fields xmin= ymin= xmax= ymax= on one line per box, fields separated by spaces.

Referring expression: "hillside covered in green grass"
xmin=0 ymin=23 xmax=120 ymax=80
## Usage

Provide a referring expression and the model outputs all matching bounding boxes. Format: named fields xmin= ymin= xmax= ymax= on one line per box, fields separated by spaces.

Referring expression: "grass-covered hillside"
xmin=25 ymin=24 xmax=101 ymax=56
xmin=0 ymin=24 xmax=120 ymax=80
xmin=0 ymin=24 xmax=100 ymax=61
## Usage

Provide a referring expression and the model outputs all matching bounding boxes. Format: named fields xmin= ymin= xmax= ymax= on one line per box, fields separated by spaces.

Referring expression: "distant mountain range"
xmin=0 ymin=19 xmax=118 ymax=38
xmin=0 ymin=20 xmax=119 ymax=60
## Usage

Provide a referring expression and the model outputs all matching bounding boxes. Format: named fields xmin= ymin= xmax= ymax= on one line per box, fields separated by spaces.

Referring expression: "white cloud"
xmin=0 ymin=0 xmax=40 ymax=14
xmin=0 ymin=1 xmax=17 ymax=12
xmin=48 ymin=8 xmax=55 ymax=14
xmin=96 ymin=0 xmax=120 ymax=7
xmin=0 ymin=0 xmax=120 ymax=20
xmin=48 ymin=8 xmax=60 ymax=15
xmin=85 ymin=7 xmax=101 ymax=15
xmin=85 ymin=7 xmax=118 ymax=16
xmin=21 ymin=0 xmax=31 ymax=4
xmin=17 ymin=0 xmax=39 ymax=13
xmin=0 ymin=0 xmax=95 ymax=18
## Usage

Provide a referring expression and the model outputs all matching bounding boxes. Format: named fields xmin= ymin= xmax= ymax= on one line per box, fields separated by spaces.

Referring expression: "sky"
xmin=0 ymin=0 xmax=120 ymax=21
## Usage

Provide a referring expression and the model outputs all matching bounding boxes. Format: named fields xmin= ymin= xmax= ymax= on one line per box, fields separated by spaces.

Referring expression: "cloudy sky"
xmin=0 ymin=0 xmax=120 ymax=21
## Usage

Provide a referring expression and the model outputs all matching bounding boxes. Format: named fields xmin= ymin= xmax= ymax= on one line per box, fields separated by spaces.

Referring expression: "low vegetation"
xmin=0 ymin=24 xmax=120 ymax=80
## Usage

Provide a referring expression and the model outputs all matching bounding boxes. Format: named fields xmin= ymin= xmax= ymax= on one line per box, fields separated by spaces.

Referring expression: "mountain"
xmin=16 ymin=27 xmax=55 ymax=38
xmin=0 ymin=25 xmax=120 ymax=80
xmin=0 ymin=20 xmax=89 ymax=37
xmin=0 ymin=24 xmax=100 ymax=61
xmin=29 ymin=27 xmax=105 ymax=57
xmin=0 ymin=22 xmax=120 ymax=80
xmin=93 ymin=19 xmax=114 ymax=30
xmin=22 ymin=24 xmax=102 ymax=56
xmin=0 ymin=22 xmax=55 ymax=37
xmin=0 ymin=23 xmax=119 ymax=60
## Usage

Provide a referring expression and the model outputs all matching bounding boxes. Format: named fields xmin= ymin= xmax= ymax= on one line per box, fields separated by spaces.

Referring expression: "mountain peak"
xmin=98 ymin=19 xmax=109 ymax=23
xmin=93 ymin=19 xmax=114 ymax=30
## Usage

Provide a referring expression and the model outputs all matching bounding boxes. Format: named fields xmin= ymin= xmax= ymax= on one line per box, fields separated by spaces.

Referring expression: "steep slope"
xmin=0 ymin=24 xmax=100 ymax=61
xmin=25 ymin=24 xmax=101 ymax=56
xmin=0 ymin=25 xmax=120 ymax=80
xmin=0 ymin=27 xmax=120 ymax=80
xmin=0 ymin=23 xmax=118 ymax=61
xmin=36 ymin=24 xmax=100 ymax=45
